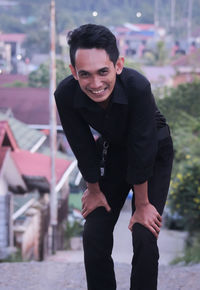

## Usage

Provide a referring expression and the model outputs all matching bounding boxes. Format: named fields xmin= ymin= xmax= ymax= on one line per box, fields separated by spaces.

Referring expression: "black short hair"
xmin=67 ymin=24 xmax=119 ymax=67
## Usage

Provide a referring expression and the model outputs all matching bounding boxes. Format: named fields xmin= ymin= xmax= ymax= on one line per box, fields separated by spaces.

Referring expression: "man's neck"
xmin=98 ymin=95 xmax=112 ymax=109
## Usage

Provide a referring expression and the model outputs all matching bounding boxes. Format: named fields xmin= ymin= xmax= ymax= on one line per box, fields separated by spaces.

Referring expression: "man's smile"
xmin=88 ymin=87 xmax=108 ymax=96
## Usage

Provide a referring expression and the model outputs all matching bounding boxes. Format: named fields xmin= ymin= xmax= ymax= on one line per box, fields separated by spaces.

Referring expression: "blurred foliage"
xmin=69 ymin=193 xmax=82 ymax=211
xmin=124 ymin=59 xmax=143 ymax=74
xmin=0 ymin=250 xmax=23 ymax=263
xmin=171 ymin=232 xmax=200 ymax=265
xmin=155 ymin=41 xmax=168 ymax=66
xmin=28 ymin=59 xmax=71 ymax=87
xmin=65 ymin=220 xmax=83 ymax=238
xmin=169 ymin=160 xmax=200 ymax=232
xmin=157 ymin=81 xmax=200 ymax=122
xmin=156 ymin=81 xmax=200 ymax=234
xmin=64 ymin=219 xmax=83 ymax=249
xmin=3 ymin=81 xmax=27 ymax=88
xmin=156 ymin=81 xmax=200 ymax=262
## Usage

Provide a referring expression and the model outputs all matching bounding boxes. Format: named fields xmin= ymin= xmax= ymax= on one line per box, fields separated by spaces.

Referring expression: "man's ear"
xmin=115 ymin=57 xmax=124 ymax=75
xmin=69 ymin=64 xmax=78 ymax=80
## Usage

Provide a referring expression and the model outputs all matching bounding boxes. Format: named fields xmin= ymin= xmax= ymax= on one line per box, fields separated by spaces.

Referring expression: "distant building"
xmin=0 ymin=33 xmax=26 ymax=73
xmin=172 ymin=49 xmax=200 ymax=86
xmin=112 ymin=23 xmax=166 ymax=58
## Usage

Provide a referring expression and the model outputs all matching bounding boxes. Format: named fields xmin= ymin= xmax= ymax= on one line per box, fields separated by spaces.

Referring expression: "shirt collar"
xmin=73 ymin=74 xmax=128 ymax=109
xmin=111 ymin=75 xmax=128 ymax=105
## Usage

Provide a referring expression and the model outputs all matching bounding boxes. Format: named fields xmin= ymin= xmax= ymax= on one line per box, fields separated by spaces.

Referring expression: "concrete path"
xmin=112 ymin=210 xmax=187 ymax=266
xmin=0 ymin=260 xmax=200 ymax=289
xmin=47 ymin=209 xmax=187 ymax=266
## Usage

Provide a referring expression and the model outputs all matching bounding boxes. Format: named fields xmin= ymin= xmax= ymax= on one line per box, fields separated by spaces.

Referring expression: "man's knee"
xmin=83 ymin=208 xmax=114 ymax=258
xmin=132 ymin=223 xmax=159 ymax=258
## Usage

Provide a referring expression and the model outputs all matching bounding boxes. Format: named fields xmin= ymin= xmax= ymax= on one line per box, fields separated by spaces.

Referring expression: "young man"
xmin=55 ymin=24 xmax=173 ymax=290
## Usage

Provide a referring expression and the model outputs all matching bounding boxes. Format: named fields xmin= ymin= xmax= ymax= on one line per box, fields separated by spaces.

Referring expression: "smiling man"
xmin=55 ymin=24 xmax=173 ymax=290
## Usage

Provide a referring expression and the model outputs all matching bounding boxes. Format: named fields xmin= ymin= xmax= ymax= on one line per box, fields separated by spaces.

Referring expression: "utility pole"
xmin=170 ymin=0 xmax=176 ymax=30
xmin=187 ymin=0 xmax=193 ymax=45
xmin=154 ymin=0 xmax=159 ymax=40
xmin=49 ymin=0 xmax=57 ymax=255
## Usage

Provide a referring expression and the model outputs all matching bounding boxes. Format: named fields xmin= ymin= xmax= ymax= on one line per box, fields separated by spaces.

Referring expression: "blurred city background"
xmin=0 ymin=0 xmax=200 ymax=289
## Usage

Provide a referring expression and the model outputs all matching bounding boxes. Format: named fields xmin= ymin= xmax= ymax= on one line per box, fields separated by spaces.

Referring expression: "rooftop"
xmin=0 ymin=120 xmax=18 ymax=150
xmin=0 ymin=113 xmax=46 ymax=152
xmin=172 ymin=49 xmax=200 ymax=68
xmin=0 ymin=33 xmax=26 ymax=43
xmin=0 ymin=74 xmax=28 ymax=87
xmin=11 ymin=150 xmax=71 ymax=185
xmin=0 ymin=87 xmax=57 ymax=125
xmin=0 ymin=147 xmax=9 ymax=171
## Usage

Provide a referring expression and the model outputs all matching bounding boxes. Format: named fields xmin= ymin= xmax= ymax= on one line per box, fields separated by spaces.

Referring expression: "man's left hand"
xmin=128 ymin=203 xmax=162 ymax=239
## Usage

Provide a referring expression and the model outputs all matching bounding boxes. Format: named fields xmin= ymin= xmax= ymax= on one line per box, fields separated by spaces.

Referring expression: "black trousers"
xmin=83 ymin=135 xmax=174 ymax=290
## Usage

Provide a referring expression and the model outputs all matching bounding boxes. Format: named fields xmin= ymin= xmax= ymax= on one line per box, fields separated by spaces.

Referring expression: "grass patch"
xmin=69 ymin=192 xmax=82 ymax=211
xmin=0 ymin=250 xmax=23 ymax=263
xmin=171 ymin=232 xmax=200 ymax=265
xmin=3 ymin=81 xmax=27 ymax=87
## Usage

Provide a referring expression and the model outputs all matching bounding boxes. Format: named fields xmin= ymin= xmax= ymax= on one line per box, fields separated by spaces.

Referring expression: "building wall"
xmin=0 ymin=150 xmax=26 ymax=259
xmin=0 ymin=195 xmax=8 ymax=249
xmin=14 ymin=207 xmax=41 ymax=261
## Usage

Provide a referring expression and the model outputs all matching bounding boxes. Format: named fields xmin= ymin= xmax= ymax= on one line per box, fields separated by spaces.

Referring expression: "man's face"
xmin=69 ymin=48 xmax=124 ymax=104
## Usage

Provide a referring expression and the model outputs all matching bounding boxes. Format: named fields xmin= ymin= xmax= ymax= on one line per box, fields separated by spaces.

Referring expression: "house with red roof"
xmin=0 ymin=120 xmax=75 ymax=261
xmin=0 ymin=121 xmax=27 ymax=259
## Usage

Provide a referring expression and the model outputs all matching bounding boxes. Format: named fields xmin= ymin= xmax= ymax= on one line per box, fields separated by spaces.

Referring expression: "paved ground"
xmin=0 ymin=207 xmax=199 ymax=289
xmin=0 ymin=261 xmax=200 ymax=290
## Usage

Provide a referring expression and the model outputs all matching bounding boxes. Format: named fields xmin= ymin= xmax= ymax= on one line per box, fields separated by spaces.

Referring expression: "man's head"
xmin=68 ymin=24 xmax=119 ymax=67
xmin=67 ymin=24 xmax=124 ymax=105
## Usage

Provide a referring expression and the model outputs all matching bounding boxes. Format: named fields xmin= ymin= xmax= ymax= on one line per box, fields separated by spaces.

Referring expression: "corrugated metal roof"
xmin=0 ymin=147 xmax=9 ymax=171
xmin=0 ymin=113 xmax=46 ymax=151
xmin=11 ymin=150 xmax=71 ymax=184
xmin=0 ymin=87 xmax=50 ymax=125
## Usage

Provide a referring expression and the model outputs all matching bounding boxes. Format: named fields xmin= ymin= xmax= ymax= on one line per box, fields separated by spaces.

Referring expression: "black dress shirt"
xmin=55 ymin=67 xmax=166 ymax=185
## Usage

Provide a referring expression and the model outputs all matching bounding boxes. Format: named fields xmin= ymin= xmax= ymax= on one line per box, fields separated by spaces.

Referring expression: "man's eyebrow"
xmin=98 ymin=67 xmax=109 ymax=71
xmin=77 ymin=67 xmax=109 ymax=75
xmin=77 ymin=70 xmax=90 ymax=74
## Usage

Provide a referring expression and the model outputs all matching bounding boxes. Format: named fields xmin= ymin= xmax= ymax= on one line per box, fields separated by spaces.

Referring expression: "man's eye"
xmin=99 ymin=69 xmax=108 ymax=75
xmin=79 ymin=72 xmax=89 ymax=78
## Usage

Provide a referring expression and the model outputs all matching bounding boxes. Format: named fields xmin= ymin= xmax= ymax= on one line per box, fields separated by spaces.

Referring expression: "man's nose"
xmin=90 ymin=76 xmax=102 ymax=88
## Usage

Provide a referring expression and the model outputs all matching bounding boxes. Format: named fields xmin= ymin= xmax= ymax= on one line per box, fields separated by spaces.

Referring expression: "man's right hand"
xmin=81 ymin=183 xmax=111 ymax=218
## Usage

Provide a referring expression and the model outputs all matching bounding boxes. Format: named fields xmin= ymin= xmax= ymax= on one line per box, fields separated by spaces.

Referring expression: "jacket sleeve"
xmin=126 ymin=83 xmax=157 ymax=185
xmin=55 ymin=91 xmax=101 ymax=183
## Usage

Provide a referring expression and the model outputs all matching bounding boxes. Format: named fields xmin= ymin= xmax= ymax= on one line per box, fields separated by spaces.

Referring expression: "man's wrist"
xmin=135 ymin=201 xmax=150 ymax=208
xmin=133 ymin=181 xmax=149 ymax=207
xmin=86 ymin=182 xmax=101 ymax=194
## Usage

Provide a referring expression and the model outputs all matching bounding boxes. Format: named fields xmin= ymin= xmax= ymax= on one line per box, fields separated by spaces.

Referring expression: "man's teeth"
xmin=91 ymin=89 xmax=105 ymax=94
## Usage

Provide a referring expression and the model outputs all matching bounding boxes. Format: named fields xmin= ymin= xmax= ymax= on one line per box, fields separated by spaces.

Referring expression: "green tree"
xmin=28 ymin=59 xmax=71 ymax=88
xmin=156 ymin=81 xmax=200 ymax=131
xmin=156 ymin=80 xmax=200 ymax=265
xmin=157 ymin=81 xmax=200 ymax=263
xmin=155 ymin=41 xmax=168 ymax=66
xmin=169 ymin=160 xmax=200 ymax=232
